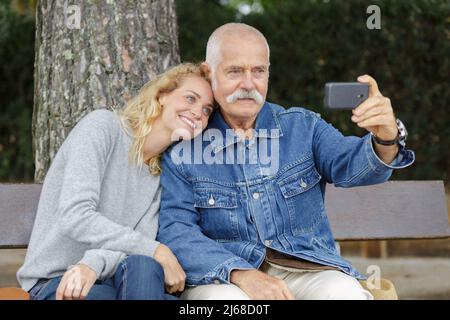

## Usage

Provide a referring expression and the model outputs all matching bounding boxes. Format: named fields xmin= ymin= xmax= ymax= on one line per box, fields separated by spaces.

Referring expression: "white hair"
xmin=205 ymin=23 xmax=270 ymax=73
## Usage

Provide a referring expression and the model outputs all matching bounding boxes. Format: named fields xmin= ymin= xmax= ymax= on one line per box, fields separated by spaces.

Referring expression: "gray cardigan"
xmin=17 ymin=109 xmax=161 ymax=292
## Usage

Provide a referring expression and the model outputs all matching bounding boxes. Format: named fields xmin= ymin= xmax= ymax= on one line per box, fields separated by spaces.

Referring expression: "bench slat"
xmin=326 ymin=181 xmax=450 ymax=240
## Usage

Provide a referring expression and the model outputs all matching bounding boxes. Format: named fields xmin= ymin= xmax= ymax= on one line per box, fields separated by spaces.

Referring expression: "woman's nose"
xmin=190 ymin=107 xmax=201 ymax=119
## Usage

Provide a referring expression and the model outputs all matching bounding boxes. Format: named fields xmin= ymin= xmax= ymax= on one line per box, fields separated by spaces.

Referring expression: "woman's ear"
xmin=158 ymin=93 xmax=167 ymax=107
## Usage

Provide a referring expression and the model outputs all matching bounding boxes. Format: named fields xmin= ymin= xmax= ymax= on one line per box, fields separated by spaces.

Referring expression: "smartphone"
xmin=324 ymin=82 xmax=369 ymax=109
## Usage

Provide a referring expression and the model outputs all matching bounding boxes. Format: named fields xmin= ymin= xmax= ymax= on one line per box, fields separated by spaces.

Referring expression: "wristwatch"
xmin=371 ymin=118 xmax=408 ymax=147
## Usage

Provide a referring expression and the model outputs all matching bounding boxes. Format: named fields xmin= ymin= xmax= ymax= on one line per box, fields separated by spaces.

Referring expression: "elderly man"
xmin=157 ymin=23 xmax=414 ymax=300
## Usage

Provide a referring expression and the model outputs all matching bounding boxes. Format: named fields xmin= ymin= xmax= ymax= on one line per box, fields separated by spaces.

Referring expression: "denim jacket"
xmin=157 ymin=102 xmax=415 ymax=285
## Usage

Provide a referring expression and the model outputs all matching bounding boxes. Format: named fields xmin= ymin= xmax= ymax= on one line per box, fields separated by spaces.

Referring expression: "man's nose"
xmin=240 ymin=71 xmax=256 ymax=91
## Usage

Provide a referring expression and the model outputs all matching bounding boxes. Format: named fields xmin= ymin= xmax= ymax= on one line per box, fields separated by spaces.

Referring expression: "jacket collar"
xmin=206 ymin=102 xmax=283 ymax=154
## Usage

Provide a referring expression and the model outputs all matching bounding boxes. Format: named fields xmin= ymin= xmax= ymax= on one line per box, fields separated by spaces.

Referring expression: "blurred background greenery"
xmin=0 ymin=0 xmax=449 ymax=184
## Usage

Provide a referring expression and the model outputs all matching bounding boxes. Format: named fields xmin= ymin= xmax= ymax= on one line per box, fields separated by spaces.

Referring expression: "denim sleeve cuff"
xmin=366 ymin=133 xmax=415 ymax=172
xmin=192 ymin=257 xmax=254 ymax=285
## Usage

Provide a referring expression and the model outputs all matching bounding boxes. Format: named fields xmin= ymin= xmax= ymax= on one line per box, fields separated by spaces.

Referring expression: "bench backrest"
xmin=325 ymin=181 xmax=450 ymax=240
xmin=0 ymin=184 xmax=42 ymax=248
xmin=0 ymin=181 xmax=449 ymax=248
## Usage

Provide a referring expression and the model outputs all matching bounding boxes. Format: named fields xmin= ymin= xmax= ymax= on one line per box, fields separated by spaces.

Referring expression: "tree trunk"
xmin=32 ymin=0 xmax=179 ymax=182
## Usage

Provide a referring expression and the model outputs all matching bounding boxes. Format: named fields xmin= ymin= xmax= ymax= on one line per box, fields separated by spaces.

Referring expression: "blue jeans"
xmin=29 ymin=255 xmax=178 ymax=300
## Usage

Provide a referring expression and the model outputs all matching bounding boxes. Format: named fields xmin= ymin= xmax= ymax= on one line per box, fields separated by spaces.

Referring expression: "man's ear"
xmin=201 ymin=62 xmax=212 ymax=80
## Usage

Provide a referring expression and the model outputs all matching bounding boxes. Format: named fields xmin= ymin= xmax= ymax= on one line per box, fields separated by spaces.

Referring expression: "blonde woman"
xmin=17 ymin=63 xmax=214 ymax=300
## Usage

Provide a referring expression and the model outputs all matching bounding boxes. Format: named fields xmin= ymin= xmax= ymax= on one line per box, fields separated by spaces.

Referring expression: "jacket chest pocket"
xmin=193 ymin=188 xmax=241 ymax=241
xmin=277 ymin=164 xmax=325 ymax=235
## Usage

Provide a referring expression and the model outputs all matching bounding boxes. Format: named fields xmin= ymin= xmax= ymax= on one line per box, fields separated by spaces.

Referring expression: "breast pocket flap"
xmin=193 ymin=189 xmax=238 ymax=209
xmin=278 ymin=165 xmax=321 ymax=198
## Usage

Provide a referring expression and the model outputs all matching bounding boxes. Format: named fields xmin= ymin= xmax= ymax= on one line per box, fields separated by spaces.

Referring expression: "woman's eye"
xmin=202 ymin=107 xmax=213 ymax=116
xmin=186 ymin=95 xmax=196 ymax=103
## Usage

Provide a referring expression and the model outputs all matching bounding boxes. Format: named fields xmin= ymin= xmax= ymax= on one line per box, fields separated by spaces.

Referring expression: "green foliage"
xmin=177 ymin=0 xmax=449 ymax=183
xmin=176 ymin=0 xmax=236 ymax=62
xmin=1 ymin=0 xmax=448 ymax=183
xmin=0 ymin=2 xmax=35 ymax=181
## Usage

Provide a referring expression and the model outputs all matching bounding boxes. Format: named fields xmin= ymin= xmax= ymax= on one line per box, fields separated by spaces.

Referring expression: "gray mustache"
xmin=226 ymin=89 xmax=264 ymax=104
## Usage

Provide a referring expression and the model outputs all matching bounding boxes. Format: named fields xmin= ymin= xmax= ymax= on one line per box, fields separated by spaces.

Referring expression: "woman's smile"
xmin=178 ymin=114 xmax=198 ymax=131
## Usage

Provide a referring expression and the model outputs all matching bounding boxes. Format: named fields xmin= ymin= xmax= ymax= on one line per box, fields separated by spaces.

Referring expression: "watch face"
xmin=396 ymin=119 xmax=407 ymax=140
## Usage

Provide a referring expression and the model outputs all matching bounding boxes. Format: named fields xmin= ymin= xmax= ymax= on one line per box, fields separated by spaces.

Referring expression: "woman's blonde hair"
xmin=118 ymin=63 xmax=208 ymax=175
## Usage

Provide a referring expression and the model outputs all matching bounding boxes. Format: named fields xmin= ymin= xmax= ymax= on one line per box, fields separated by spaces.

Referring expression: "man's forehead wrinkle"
xmin=219 ymin=40 xmax=269 ymax=63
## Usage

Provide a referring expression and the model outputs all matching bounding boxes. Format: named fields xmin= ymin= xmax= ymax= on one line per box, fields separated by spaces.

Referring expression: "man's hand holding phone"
xmin=325 ymin=75 xmax=400 ymax=164
xmin=350 ymin=75 xmax=399 ymax=142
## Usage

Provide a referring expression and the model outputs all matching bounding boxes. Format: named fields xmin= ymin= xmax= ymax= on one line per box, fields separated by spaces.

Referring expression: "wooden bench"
xmin=0 ymin=181 xmax=449 ymax=300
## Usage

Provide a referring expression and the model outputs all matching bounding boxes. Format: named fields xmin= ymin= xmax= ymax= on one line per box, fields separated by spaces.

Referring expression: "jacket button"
xmin=264 ymin=240 xmax=273 ymax=246
xmin=252 ymin=192 xmax=260 ymax=200
xmin=300 ymin=179 xmax=307 ymax=188
xmin=208 ymin=196 xmax=215 ymax=205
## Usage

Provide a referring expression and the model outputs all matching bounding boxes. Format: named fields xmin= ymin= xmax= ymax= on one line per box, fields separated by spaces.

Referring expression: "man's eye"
xmin=254 ymin=69 xmax=267 ymax=77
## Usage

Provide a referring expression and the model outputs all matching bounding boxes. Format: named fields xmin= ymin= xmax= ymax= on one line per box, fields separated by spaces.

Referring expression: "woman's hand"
xmin=56 ymin=264 xmax=97 ymax=300
xmin=153 ymin=244 xmax=186 ymax=294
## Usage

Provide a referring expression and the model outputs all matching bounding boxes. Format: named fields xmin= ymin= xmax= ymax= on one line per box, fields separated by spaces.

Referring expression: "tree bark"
xmin=32 ymin=0 xmax=179 ymax=182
